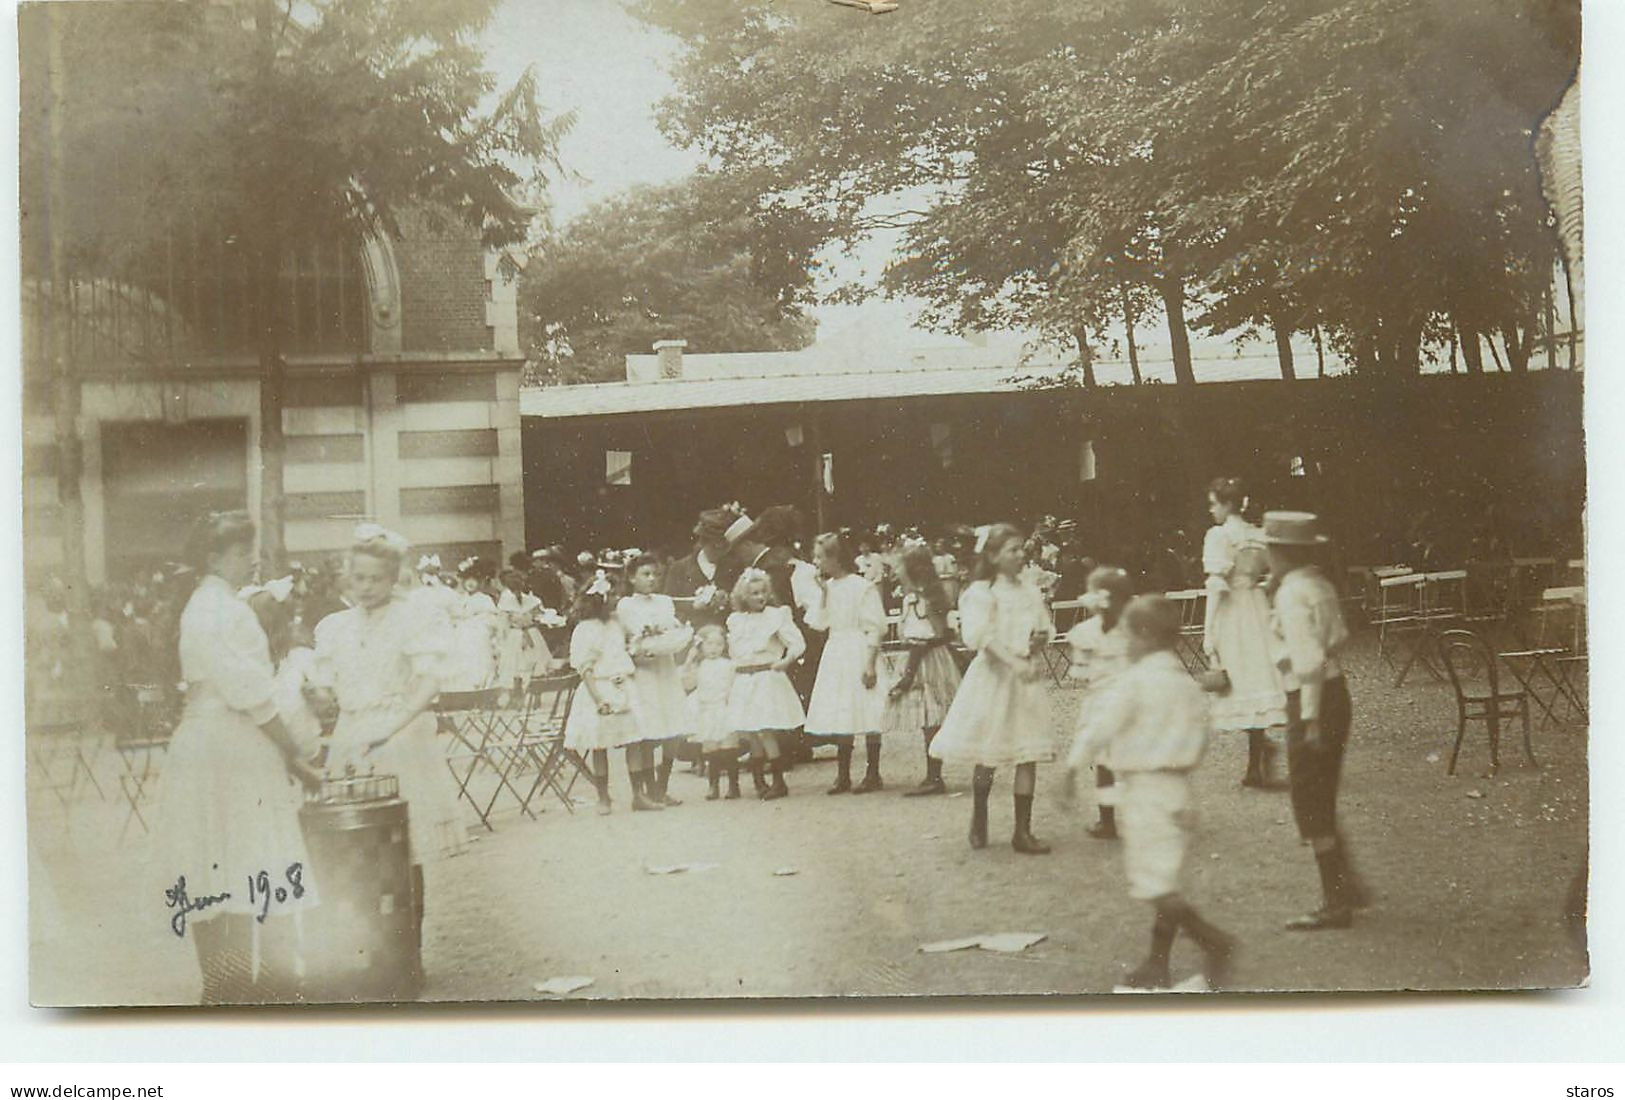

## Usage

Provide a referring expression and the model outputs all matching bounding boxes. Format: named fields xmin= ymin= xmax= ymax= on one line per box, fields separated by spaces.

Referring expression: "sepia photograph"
xmin=19 ymin=0 xmax=1588 ymax=1007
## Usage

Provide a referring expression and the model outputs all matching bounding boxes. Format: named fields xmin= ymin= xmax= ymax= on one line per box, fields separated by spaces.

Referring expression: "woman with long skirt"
xmin=154 ymin=512 xmax=322 ymax=1004
xmin=1201 ymin=477 xmax=1289 ymax=787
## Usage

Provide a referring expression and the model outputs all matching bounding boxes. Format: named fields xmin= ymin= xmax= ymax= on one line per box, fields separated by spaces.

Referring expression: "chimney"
xmin=653 ymin=339 xmax=688 ymax=379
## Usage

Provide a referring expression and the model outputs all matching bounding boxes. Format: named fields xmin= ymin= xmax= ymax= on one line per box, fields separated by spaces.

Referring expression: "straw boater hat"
xmin=724 ymin=513 xmax=755 ymax=545
xmin=1262 ymin=511 xmax=1330 ymax=546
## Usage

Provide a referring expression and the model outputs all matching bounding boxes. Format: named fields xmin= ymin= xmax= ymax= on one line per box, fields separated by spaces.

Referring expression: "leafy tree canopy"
xmin=632 ymin=0 xmax=1579 ymax=382
xmin=522 ymin=171 xmax=818 ymax=385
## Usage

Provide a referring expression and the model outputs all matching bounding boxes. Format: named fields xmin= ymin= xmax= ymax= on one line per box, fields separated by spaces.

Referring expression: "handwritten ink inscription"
xmin=164 ymin=863 xmax=306 ymax=937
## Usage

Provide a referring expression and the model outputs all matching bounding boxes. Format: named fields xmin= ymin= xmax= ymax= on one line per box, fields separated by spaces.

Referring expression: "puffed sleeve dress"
xmin=616 ymin=592 xmax=695 ymax=741
xmin=804 ymin=574 xmax=888 ymax=737
xmin=928 ymin=576 xmax=1055 ymax=768
xmin=564 ymin=617 xmax=643 ymax=752
xmin=1201 ymin=516 xmax=1288 ymax=733
xmin=314 ymin=595 xmax=467 ymax=864
xmin=726 ymin=607 xmax=807 ymax=735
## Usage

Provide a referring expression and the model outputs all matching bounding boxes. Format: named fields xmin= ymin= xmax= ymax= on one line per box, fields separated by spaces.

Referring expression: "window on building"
xmin=606 ymin=450 xmax=633 ymax=486
xmin=22 ymin=228 xmax=367 ymax=368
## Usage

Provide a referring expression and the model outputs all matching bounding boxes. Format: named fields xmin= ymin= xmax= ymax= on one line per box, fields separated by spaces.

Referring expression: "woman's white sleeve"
xmin=206 ymin=603 xmax=279 ymax=725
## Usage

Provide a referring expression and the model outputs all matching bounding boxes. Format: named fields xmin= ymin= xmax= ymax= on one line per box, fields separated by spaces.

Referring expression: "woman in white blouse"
xmin=154 ymin=512 xmax=321 ymax=1004
xmin=1201 ymin=477 xmax=1289 ymax=787
xmin=311 ymin=525 xmax=468 ymax=992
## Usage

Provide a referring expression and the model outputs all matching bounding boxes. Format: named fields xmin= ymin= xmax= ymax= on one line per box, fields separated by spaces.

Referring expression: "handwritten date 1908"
xmin=164 ymin=863 xmax=306 ymax=938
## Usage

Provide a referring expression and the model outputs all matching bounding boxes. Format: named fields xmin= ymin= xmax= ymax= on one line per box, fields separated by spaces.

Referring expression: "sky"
xmin=475 ymin=0 xmax=1358 ymax=372
xmin=478 ymin=0 xmax=958 ymax=353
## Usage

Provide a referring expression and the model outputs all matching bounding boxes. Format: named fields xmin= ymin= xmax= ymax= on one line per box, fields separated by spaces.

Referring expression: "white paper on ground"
xmin=919 ymin=932 xmax=1047 ymax=954
xmin=644 ymin=861 xmax=722 ymax=875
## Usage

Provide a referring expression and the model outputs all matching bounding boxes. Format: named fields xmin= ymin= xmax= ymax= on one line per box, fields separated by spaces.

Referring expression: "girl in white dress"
xmin=805 ymin=531 xmax=888 ymax=795
xmin=446 ymin=560 xmax=498 ymax=691
xmin=154 ymin=512 xmax=321 ymax=1005
xmin=617 ymin=555 xmax=695 ymax=806
xmin=310 ymin=526 xmax=467 ymax=991
xmin=1201 ymin=477 xmax=1289 ymax=787
xmin=683 ymin=623 xmax=741 ymax=800
xmin=930 ymin=524 xmax=1056 ymax=854
xmin=496 ymin=568 xmax=551 ymax=691
xmin=566 ymin=573 xmax=647 ymax=814
xmin=888 ymin=543 xmax=964 ymax=797
xmin=727 ymin=569 xmax=805 ymax=801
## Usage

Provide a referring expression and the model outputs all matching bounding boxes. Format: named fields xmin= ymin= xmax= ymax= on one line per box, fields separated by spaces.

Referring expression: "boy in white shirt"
xmin=1064 ymin=595 xmax=1236 ymax=991
xmin=1065 ymin=566 xmax=1134 ymax=840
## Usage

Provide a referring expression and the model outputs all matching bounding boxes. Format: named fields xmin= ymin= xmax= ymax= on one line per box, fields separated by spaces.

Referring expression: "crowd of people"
xmin=125 ymin=471 xmax=1374 ymax=1001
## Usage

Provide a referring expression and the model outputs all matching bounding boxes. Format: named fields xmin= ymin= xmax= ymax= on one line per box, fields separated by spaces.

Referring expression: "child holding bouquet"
xmin=566 ymin=572 xmax=647 ymax=814
xmin=617 ymin=555 xmax=695 ymax=806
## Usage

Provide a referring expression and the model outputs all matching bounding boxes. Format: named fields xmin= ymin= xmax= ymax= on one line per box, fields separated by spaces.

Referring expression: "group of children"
xmin=558 ymin=507 xmax=1360 ymax=992
xmin=562 ymin=533 xmax=968 ymax=813
xmin=1056 ymin=509 xmax=1360 ymax=990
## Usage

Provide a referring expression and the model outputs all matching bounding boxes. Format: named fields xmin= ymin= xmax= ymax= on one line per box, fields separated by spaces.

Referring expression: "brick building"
xmin=22 ymin=207 xmax=527 ymax=584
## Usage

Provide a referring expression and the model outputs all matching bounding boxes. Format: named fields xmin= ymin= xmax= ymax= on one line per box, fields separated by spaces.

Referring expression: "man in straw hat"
xmin=1264 ymin=511 xmax=1367 ymax=931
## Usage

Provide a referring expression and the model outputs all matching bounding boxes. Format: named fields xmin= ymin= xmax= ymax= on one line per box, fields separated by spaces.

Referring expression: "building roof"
xmin=522 ymin=341 xmax=1345 ymax=420
xmin=519 ymin=331 xmax=1580 ymax=420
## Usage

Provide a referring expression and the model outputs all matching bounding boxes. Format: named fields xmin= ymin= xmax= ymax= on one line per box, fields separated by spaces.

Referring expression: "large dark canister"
xmin=298 ymin=775 xmax=417 ymax=1001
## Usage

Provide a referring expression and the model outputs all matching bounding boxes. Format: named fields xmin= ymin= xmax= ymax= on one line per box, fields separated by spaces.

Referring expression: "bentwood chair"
xmin=1439 ymin=629 xmax=1534 ymax=776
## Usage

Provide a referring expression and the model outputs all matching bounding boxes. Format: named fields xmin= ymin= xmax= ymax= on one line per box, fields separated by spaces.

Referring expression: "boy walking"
xmin=1065 ymin=595 xmax=1236 ymax=990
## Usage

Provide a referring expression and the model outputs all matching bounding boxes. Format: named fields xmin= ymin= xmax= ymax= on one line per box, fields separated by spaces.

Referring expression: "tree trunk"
xmin=254 ymin=0 xmax=286 ymax=576
xmin=257 ymin=243 xmax=287 ymax=575
xmin=45 ymin=5 xmax=94 ymax=722
xmin=1500 ymin=318 xmax=1531 ymax=374
xmin=1545 ymin=286 xmax=1558 ymax=370
xmin=1156 ymin=275 xmax=1195 ymax=387
xmin=1448 ymin=326 xmax=1459 ymax=373
xmin=1313 ymin=324 xmax=1326 ymax=378
xmin=1119 ymin=279 xmax=1142 ymax=384
xmin=1271 ymin=313 xmax=1296 ymax=380
xmin=1458 ymin=319 xmax=1484 ymax=374
xmin=1564 ymin=267 xmax=1579 ymax=369
xmin=1071 ymin=325 xmax=1097 ymax=388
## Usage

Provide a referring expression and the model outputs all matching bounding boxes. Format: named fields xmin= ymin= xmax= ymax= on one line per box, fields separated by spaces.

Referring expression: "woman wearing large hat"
xmin=1265 ymin=511 xmax=1367 ymax=931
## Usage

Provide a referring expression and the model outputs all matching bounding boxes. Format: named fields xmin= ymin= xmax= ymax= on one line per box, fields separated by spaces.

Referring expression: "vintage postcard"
xmin=21 ymin=0 xmax=1586 ymax=1006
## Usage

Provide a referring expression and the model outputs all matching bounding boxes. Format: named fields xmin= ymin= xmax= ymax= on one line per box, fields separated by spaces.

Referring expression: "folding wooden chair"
xmin=1165 ymin=590 xmax=1209 ymax=674
xmin=1439 ymin=630 xmax=1533 ymax=776
xmin=27 ymin=720 xmax=103 ymax=836
xmin=114 ymin=684 xmax=175 ymax=841
xmin=438 ymin=687 xmax=512 ymax=832
xmin=1043 ymin=599 xmax=1089 ymax=685
xmin=1501 ymin=587 xmax=1587 ymax=725
xmin=519 ymin=672 xmax=589 ymax=813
